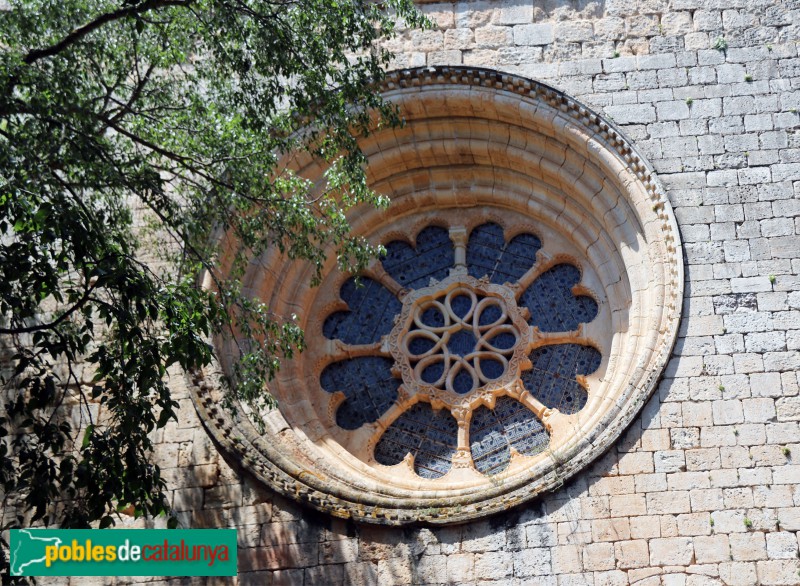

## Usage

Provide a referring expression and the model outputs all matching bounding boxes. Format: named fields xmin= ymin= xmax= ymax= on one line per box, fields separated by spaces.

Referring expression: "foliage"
xmin=0 ymin=0 xmax=425 ymax=570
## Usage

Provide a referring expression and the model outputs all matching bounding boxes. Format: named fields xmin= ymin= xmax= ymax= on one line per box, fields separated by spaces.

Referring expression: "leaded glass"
xmin=470 ymin=396 xmax=550 ymax=475
xmin=382 ymin=226 xmax=454 ymax=289
xmin=467 ymin=222 xmax=542 ymax=285
xmin=323 ymin=277 xmax=402 ymax=345
xmin=374 ymin=403 xmax=458 ymax=479
xmin=520 ymin=264 xmax=598 ymax=332
xmin=521 ymin=344 xmax=601 ymax=414
xmin=320 ymin=356 xmax=400 ymax=429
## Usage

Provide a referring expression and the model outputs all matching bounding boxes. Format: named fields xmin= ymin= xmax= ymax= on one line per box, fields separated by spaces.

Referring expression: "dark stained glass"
xmin=375 ymin=403 xmax=458 ymax=479
xmin=520 ymin=264 xmax=598 ymax=332
xmin=520 ymin=344 xmax=601 ymax=414
xmin=382 ymin=226 xmax=454 ymax=289
xmin=320 ymin=356 xmax=400 ymax=429
xmin=323 ymin=277 xmax=402 ymax=345
xmin=467 ymin=222 xmax=541 ymax=285
xmin=470 ymin=397 xmax=549 ymax=476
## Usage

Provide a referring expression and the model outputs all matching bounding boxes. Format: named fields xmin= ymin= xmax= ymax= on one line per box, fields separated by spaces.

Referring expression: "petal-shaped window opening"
xmin=449 ymin=294 xmax=472 ymax=319
xmin=408 ymin=336 xmax=436 ymax=356
xmin=467 ymin=223 xmax=541 ymax=285
xmin=520 ymin=264 xmax=598 ymax=332
xmin=446 ymin=329 xmax=478 ymax=357
xmin=420 ymin=360 xmax=445 ymax=385
xmin=470 ymin=397 xmax=550 ymax=476
xmin=451 ymin=365 xmax=476 ymax=394
xmin=375 ymin=403 xmax=458 ymax=479
xmin=420 ymin=305 xmax=445 ymax=328
xmin=479 ymin=357 xmax=505 ymax=379
xmin=521 ymin=344 xmax=602 ymax=414
xmin=323 ymin=277 xmax=402 ymax=345
xmin=486 ymin=332 xmax=516 ymax=350
xmin=320 ymin=356 xmax=400 ymax=429
xmin=478 ymin=304 xmax=503 ymax=326
xmin=382 ymin=226 xmax=454 ymax=289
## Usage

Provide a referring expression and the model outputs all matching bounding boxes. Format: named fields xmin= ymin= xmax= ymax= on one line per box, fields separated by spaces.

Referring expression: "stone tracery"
xmin=403 ymin=284 xmax=520 ymax=395
xmin=322 ymin=221 xmax=601 ymax=479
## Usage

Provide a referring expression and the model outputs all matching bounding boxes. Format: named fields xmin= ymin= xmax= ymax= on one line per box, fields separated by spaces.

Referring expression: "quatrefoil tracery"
xmin=402 ymin=288 xmax=521 ymax=395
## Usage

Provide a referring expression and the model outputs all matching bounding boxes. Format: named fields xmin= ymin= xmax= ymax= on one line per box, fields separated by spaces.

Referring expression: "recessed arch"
xmin=190 ymin=66 xmax=684 ymax=525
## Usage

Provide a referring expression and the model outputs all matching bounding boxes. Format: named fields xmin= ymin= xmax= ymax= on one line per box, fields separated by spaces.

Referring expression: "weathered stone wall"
xmin=114 ymin=1 xmax=800 ymax=585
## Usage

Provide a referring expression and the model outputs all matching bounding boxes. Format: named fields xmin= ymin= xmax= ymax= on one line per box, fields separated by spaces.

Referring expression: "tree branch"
xmin=0 ymin=282 xmax=98 ymax=335
xmin=107 ymin=62 xmax=155 ymax=125
xmin=23 ymin=0 xmax=193 ymax=65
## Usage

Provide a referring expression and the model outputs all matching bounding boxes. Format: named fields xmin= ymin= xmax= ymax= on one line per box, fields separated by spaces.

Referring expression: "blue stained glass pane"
xmin=452 ymin=369 xmax=474 ymax=394
xmin=320 ymin=357 xmax=400 ymax=429
xmin=520 ymin=264 xmax=598 ymax=332
xmin=467 ymin=223 xmax=541 ymax=285
xmin=382 ymin=226 xmax=454 ymax=290
xmin=481 ymin=358 xmax=504 ymax=380
xmin=375 ymin=403 xmax=458 ymax=479
xmin=323 ymin=277 xmax=402 ymax=345
xmin=408 ymin=336 xmax=436 ymax=356
xmin=420 ymin=306 xmax=445 ymax=327
xmin=450 ymin=295 xmax=472 ymax=319
xmin=447 ymin=330 xmax=477 ymax=357
xmin=520 ymin=344 xmax=601 ymax=414
xmin=478 ymin=304 xmax=502 ymax=326
xmin=421 ymin=361 xmax=445 ymax=384
xmin=487 ymin=332 xmax=516 ymax=350
xmin=469 ymin=397 xmax=549 ymax=476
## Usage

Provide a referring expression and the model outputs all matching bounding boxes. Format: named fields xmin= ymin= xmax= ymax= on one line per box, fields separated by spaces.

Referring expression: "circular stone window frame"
xmin=189 ymin=66 xmax=684 ymax=526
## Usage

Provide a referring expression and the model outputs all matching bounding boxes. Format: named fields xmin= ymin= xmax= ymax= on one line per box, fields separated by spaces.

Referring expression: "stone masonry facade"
xmin=103 ymin=1 xmax=800 ymax=585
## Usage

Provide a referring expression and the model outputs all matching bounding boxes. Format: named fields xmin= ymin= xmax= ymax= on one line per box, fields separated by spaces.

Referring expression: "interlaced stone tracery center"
xmin=402 ymin=285 xmax=522 ymax=396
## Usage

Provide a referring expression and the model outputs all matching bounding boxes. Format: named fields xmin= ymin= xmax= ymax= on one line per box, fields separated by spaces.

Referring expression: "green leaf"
xmin=99 ymin=515 xmax=115 ymax=529
xmin=81 ymin=424 xmax=95 ymax=449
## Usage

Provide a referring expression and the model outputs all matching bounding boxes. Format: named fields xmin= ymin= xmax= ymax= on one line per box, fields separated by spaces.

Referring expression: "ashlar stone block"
xmin=649 ymin=537 xmax=694 ymax=566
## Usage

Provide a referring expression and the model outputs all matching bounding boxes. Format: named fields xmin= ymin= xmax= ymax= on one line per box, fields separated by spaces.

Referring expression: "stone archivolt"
xmin=191 ymin=66 xmax=684 ymax=525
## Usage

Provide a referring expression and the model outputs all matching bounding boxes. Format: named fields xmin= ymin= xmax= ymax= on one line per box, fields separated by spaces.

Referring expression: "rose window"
xmin=320 ymin=221 xmax=602 ymax=479
xmin=193 ymin=67 xmax=683 ymax=525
